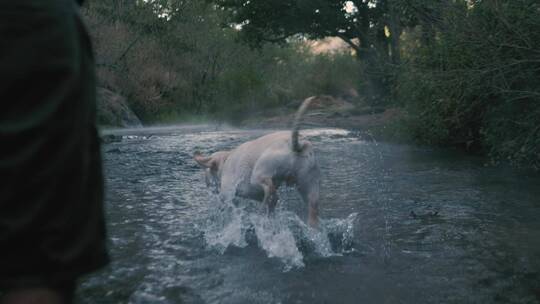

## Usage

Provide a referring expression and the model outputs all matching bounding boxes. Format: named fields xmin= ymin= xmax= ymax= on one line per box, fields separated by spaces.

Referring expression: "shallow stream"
xmin=78 ymin=126 xmax=540 ymax=303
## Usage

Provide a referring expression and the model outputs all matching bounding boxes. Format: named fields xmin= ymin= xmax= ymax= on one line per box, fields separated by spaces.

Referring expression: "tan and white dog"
xmin=194 ymin=97 xmax=320 ymax=227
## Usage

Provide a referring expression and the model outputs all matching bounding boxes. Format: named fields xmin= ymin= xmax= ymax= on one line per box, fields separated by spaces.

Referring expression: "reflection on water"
xmin=78 ymin=126 xmax=540 ymax=304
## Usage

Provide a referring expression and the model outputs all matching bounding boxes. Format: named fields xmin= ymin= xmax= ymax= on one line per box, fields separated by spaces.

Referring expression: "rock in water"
xmin=96 ymin=87 xmax=142 ymax=128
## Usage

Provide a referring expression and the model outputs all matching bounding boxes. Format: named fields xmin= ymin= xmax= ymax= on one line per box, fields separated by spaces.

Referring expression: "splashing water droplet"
xmin=202 ymin=192 xmax=358 ymax=270
xmin=248 ymin=213 xmax=305 ymax=270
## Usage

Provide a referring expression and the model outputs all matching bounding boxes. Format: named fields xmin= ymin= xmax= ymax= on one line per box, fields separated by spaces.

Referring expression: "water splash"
xmin=202 ymin=195 xmax=358 ymax=270
xmin=204 ymin=200 xmax=248 ymax=254
xmin=248 ymin=212 xmax=305 ymax=270
xmin=323 ymin=212 xmax=358 ymax=254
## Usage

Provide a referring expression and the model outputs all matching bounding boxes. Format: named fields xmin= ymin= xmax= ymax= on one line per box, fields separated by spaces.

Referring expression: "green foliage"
xmin=83 ymin=0 xmax=362 ymax=123
xmin=84 ymin=0 xmax=540 ymax=169
xmin=397 ymin=0 xmax=540 ymax=169
xmin=213 ymin=0 xmax=356 ymax=43
xmin=212 ymin=0 xmax=409 ymax=99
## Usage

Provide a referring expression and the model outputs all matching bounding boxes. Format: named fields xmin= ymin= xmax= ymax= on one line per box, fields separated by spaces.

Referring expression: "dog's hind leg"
xmin=258 ymin=177 xmax=278 ymax=215
xmin=298 ymin=170 xmax=320 ymax=228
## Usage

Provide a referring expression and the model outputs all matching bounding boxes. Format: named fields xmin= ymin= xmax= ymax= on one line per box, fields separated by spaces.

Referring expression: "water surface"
xmin=78 ymin=126 xmax=540 ymax=304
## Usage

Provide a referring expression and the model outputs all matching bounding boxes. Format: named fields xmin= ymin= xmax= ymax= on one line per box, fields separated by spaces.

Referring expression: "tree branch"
xmin=114 ymin=34 xmax=143 ymax=66
xmin=336 ymin=33 xmax=361 ymax=54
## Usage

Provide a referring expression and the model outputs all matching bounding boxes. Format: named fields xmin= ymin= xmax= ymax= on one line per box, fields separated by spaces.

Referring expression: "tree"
xmin=397 ymin=0 xmax=540 ymax=168
xmin=212 ymin=0 xmax=403 ymax=99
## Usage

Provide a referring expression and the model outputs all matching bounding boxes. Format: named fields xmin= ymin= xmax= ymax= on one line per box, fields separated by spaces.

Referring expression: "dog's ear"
xmin=194 ymin=151 xmax=214 ymax=168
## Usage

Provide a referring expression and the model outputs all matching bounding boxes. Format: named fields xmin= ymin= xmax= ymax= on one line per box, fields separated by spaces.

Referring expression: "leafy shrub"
xmin=397 ymin=0 xmax=540 ymax=168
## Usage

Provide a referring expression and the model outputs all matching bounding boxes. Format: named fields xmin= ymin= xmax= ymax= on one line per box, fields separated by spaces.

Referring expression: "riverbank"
xmin=239 ymin=98 xmax=406 ymax=142
xmin=85 ymin=125 xmax=540 ymax=303
xmin=99 ymin=106 xmax=405 ymax=145
xmin=239 ymin=103 xmax=537 ymax=172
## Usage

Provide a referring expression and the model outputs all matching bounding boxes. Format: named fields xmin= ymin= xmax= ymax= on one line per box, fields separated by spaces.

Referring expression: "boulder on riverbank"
xmin=96 ymin=87 xmax=142 ymax=128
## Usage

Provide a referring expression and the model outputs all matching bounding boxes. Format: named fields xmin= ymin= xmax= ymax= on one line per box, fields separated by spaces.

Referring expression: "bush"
xmin=83 ymin=2 xmax=363 ymax=125
xmin=397 ymin=0 xmax=540 ymax=168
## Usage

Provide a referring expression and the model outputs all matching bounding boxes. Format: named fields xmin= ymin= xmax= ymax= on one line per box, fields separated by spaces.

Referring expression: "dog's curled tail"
xmin=291 ymin=96 xmax=315 ymax=152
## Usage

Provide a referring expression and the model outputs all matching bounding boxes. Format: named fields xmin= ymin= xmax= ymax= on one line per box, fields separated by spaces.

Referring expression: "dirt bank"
xmin=240 ymin=96 xmax=404 ymax=139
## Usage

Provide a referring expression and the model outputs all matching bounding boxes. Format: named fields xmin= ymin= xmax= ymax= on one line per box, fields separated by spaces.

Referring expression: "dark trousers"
xmin=0 ymin=0 xmax=109 ymax=290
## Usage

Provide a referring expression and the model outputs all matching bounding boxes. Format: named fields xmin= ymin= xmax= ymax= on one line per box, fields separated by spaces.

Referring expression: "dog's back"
xmin=220 ymin=131 xmax=302 ymax=198
xmin=195 ymin=96 xmax=321 ymax=226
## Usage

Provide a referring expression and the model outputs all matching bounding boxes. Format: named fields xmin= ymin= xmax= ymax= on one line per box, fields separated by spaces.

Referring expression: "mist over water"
xmin=78 ymin=126 xmax=540 ymax=304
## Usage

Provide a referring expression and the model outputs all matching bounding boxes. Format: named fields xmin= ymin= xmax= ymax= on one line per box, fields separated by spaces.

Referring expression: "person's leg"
xmin=1 ymin=288 xmax=71 ymax=304
xmin=0 ymin=280 xmax=75 ymax=304
xmin=0 ymin=0 xmax=108 ymax=298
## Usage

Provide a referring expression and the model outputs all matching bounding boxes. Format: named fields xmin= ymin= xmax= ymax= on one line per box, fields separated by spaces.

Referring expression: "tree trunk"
xmin=390 ymin=30 xmax=401 ymax=65
xmin=387 ymin=1 xmax=402 ymax=65
xmin=337 ymin=35 xmax=387 ymax=104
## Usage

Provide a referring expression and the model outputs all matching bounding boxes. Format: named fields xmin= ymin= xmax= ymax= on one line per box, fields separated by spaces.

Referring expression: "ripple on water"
xmin=78 ymin=126 xmax=540 ymax=304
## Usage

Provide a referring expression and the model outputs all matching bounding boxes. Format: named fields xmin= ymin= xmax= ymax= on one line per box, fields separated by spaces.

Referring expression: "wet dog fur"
xmin=194 ymin=97 xmax=320 ymax=227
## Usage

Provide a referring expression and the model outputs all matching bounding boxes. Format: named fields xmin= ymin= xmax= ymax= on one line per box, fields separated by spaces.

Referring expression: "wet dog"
xmin=194 ymin=97 xmax=320 ymax=227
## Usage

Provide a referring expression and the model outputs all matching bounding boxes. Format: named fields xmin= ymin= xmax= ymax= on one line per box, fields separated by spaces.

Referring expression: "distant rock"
xmin=96 ymin=87 xmax=142 ymax=128
xmin=241 ymin=94 xmax=404 ymax=135
xmin=340 ymin=88 xmax=359 ymax=101
xmin=101 ymin=134 xmax=123 ymax=144
xmin=307 ymin=95 xmax=354 ymax=110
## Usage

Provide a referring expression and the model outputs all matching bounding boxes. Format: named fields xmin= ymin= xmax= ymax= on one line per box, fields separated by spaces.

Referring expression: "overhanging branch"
xmin=336 ymin=33 xmax=361 ymax=54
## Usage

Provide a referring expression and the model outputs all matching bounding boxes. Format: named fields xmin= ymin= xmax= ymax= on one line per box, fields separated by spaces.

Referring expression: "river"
xmin=77 ymin=125 xmax=540 ymax=304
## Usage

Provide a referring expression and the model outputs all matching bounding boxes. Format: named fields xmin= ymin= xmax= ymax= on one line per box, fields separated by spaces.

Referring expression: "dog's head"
xmin=193 ymin=150 xmax=230 ymax=193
